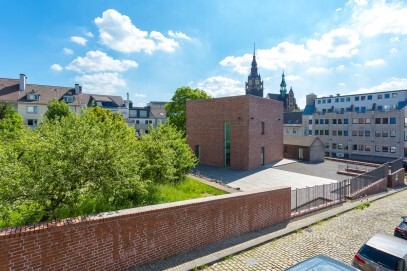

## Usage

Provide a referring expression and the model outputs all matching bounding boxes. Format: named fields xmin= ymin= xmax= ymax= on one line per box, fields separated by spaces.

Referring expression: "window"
xmin=261 ymin=122 xmax=265 ymax=135
xmin=335 ymin=98 xmax=339 ymax=102
xmin=338 ymin=130 xmax=343 ymax=136
xmin=352 ymin=130 xmax=358 ymax=136
xmin=340 ymin=97 xmax=345 ymax=102
xmin=344 ymin=144 xmax=349 ymax=150
xmin=27 ymin=106 xmax=37 ymax=113
xmin=332 ymin=130 xmax=337 ymax=136
xmin=390 ymin=130 xmax=396 ymax=137
xmin=359 ymin=130 xmax=364 ymax=136
xmin=359 ymin=145 xmax=364 ymax=151
xmin=27 ymin=94 xmax=39 ymax=101
xmin=352 ymin=118 xmax=358 ymax=124
xmin=353 ymin=144 xmax=357 ymax=150
xmin=383 ymin=118 xmax=389 ymax=124
xmin=376 ymin=146 xmax=381 ymax=152
xmin=333 ymin=119 xmax=337 ymax=124
xmin=346 ymin=97 xmax=351 ymax=102
xmin=320 ymin=119 xmax=325 ymax=124
xmin=365 ymin=145 xmax=371 ymax=151
xmin=332 ymin=143 xmax=337 ymax=149
xmin=139 ymin=110 xmax=148 ymax=118
xmin=315 ymin=130 xmax=319 ymax=135
xmin=355 ymin=96 xmax=360 ymax=101
xmin=390 ymin=147 xmax=396 ymax=153
xmin=346 ymin=107 xmax=351 ymax=112
xmin=405 ymin=131 xmax=407 ymax=141
xmin=390 ymin=117 xmax=396 ymax=124
xmin=327 ymin=99 xmax=331 ymax=103
xmin=293 ymin=128 xmax=297 ymax=134
xmin=322 ymin=109 xmax=326 ymax=114
xmin=375 ymin=118 xmax=381 ymax=124
xmin=344 ymin=130 xmax=349 ymax=136
xmin=338 ymin=144 xmax=343 ymax=149
xmin=325 ymin=119 xmax=329 ymax=124
xmin=375 ymin=131 xmax=381 ymax=137
xmin=365 ymin=130 xmax=370 ymax=137
xmin=318 ymin=100 xmax=321 ymax=104
xmin=361 ymin=107 xmax=366 ymax=113
xmin=359 ymin=118 xmax=364 ymax=124
xmin=63 ymin=96 xmax=73 ymax=103
xmin=355 ymin=107 xmax=360 ymax=113
xmin=322 ymin=99 xmax=326 ymax=104
xmin=361 ymin=96 xmax=366 ymax=101
xmin=367 ymin=95 xmax=372 ymax=100
xmin=384 ymin=93 xmax=390 ymax=99
xmin=309 ymin=130 xmax=312 ymax=135
xmin=343 ymin=119 xmax=347 ymax=124
xmin=315 ymin=119 xmax=319 ymax=124
xmin=382 ymin=146 xmax=389 ymax=152
xmin=284 ymin=146 xmax=288 ymax=153
xmin=365 ymin=118 xmax=371 ymax=124
xmin=320 ymin=130 xmax=324 ymax=135
xmin=135 ymin=120 xmax=139 ymax=124
xmin=377 ymin=106 xmax=383 ymax=111
xmin=377 ymin=94 xmax=383 ymax=99
xmin=383 ymin=131 xmax=389 ymax=137
xmin=325 ymin=143 xmax=329 ymax=149
xmin=309 ymin=119 xmax=312 ymax=124
xmin=392 ymin=93 xmax=397 ymax=98
xmin=325 ymin=130 xmax=329 ymax=135
xmin=27 ymin=119 xmax=37 ymax=126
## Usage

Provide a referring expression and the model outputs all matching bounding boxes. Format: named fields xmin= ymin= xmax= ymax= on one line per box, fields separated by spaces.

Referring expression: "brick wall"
xmin=0 ymin=187 xmax=291 ymax=270
xmin=388 ymin=168 xmax=406 ymax=187
xmin=186 ymin=95 xmax=283 ymax=170
xmin=347 ymin=178 xmax=388 ymax=200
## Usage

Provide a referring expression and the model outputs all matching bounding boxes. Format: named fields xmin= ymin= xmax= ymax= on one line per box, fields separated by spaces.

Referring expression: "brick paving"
xmin=205 ymin=189 xmax=407 ymax=271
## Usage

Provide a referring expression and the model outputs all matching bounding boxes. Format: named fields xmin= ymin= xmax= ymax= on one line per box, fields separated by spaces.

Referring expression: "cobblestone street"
xmin=205 ymin=190 xmax=407 ymax=271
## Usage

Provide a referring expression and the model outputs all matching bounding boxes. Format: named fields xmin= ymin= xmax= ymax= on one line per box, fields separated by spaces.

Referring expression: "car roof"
xmin=284 ymin=255 xmax=358 ymax=271
xmin=365 ymin=233 xmax=407 ymax=259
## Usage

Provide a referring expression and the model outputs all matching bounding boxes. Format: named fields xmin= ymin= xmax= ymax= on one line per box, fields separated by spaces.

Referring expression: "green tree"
xmin=0 ymin=107 xmax=147 ymax=224
xmin=0 ymin=103 xmax=24 ymax=141
xmin=44 ymin=99 xmax=72 ymax=120
xmin=165 ymin=86 xmax=211 ymax=134
xmin=138 ymin=124 xmax=197 ymax=184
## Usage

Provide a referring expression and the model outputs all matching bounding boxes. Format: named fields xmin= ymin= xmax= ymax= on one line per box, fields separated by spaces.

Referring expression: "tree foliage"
xmin=0 ymin=103 xmax=24 ymax=141
xmin=44 ymin=99 xmax=72 ymax=121
xmin=165 ymin=86 xmax=211 ymax=134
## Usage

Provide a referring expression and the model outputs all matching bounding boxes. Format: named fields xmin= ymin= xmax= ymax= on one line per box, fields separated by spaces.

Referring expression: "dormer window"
xmin=63 ymin=96 xmax=74 ymax=103
xmin=27 ymin=94 xmax=39 ymax=101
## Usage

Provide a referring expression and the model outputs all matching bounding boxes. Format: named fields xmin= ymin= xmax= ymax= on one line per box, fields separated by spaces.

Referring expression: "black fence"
xmin=337 ymin=163 xmax=377 ymax=173
xmin=388 ymin=157 xmax=403 ymax=174
xmin=291 ymin=182 xmax=346 ymax=214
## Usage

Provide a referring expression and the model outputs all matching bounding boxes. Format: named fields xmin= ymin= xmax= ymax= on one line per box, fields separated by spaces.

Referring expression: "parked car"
xmin=403 ymin=159 xmax=407 ymax=170
xmin=394 ymin=216 xmax=407 ymax=240
xmin=352 ymin=233 xmax=407 ymax=271
xmin=284 ymin=255 xmax=358 ymax=270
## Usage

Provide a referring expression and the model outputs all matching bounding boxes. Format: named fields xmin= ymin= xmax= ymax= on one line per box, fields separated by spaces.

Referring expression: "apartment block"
xmin=127 ymin=101 xmax=167 ymax=136
xmin=303 ymin=91 xmax=407 ymax=161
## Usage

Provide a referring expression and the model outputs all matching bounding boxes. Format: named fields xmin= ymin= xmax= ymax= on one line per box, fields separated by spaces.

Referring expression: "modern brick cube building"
xmin=186 ymin=95 xmax=283 ymax=170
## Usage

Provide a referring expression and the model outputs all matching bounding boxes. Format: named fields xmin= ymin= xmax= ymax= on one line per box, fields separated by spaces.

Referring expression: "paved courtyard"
xmin=205 ymin=189 xmax=407 ymax=270
xmin=194 ymin=159 xmax=350 ymax=191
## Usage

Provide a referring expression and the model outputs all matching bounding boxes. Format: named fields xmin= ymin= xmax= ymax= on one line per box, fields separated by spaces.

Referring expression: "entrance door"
xmin=299 ymin=148 xmax=304 ymax=160
xmin=261 ymin=147 xmax=265 ymax=165
xmin=195 ymin=145 xmax=200 ymax=162
xmin=224 ymin=122 xmax=230 ymax=166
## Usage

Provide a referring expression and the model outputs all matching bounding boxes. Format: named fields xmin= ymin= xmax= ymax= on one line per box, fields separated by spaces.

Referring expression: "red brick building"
xmin=186 ymin=95 xmax=283 ymax=170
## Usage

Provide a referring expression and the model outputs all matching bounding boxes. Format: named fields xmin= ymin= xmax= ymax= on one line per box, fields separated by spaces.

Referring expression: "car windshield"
xmin=399 ymin=222 xmax=407 ymax=230
xmin=359 ymin=244 xmax=401 ymax=270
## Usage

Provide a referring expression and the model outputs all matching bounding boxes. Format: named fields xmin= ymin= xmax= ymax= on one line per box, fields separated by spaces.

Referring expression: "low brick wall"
xmin=347 ymin=178 xmax=387 ymax=200
xmin=388 ymin=168 xmax=406 ymax=188
xmin=0 ymin=187 xmax=291 ymax=270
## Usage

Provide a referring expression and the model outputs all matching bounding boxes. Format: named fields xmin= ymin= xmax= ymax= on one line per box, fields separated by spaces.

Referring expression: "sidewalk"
xmin=132 ymin=186 xmax=407 ymax=271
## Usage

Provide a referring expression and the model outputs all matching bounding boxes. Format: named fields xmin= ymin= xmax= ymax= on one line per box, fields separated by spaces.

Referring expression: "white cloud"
xmin=84 ymin=31 xmax=94 ymax=38
xmin=364 ymin=58 xmax=385 ymax=66
xmin=168 ymin=30 xmax=192 ymax=40
xmin=307 ymin=67 xmax=331 ymax=73
xmin=351 ymin=77 xmax=407 ymax=94
xmin=353 ymin=0 xmax=368 ymax=6
xmin=63 ymin=48 xmax=74 ymax=55
xmin=336 ymin=65 xmax=345 ymax=71
xmin=197 ymin=76 xmax=244 ymax=97
xmin=94 ymin=9 xmax=179 ymax=54
xmin=76 ymin=72 xmax=126 ymax=95
xmin=338 ymin=82 xmax=346 ymax=87
xmin=353 ymin=1 xmax=407 ymax=36
xmin=70 ymin=36 xmax=87 ymax=45
xmin=353 ymin=73 xmax=361 ymax=77
xmin=390 ymin=48 xmax=398 ymax=55
xmin=134 ymin=93 xmax=146 ymax=98
xmin=306 ymin=28 xmax=360 ymax=58
xmin=66 ymin=50 xmax=138 ymax=73
xmin=220 ymin=28 xmax=359 ymax=74
xmin=50 ymin=64 xmax=63 ymax=71
xmin=285 ymin=75 xmax=300 ymax=81
xmin=336 ymin=8 xmax=342 ymax=12
xmin=390 ymin=36 xmax=400 ymax=43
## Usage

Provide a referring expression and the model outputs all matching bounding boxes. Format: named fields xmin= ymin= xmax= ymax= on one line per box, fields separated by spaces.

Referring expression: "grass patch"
xmin=295 ymin=229 xmax=303 ymax=234
xmin=354 ymin=201 xmax=370 ymax=210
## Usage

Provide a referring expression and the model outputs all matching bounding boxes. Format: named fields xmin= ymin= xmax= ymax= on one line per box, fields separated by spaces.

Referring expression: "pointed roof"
xmin=280 ymin=71 xmax=286 ymax=88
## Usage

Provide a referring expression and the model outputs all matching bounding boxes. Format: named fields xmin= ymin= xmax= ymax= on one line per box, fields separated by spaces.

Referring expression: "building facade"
xmin=0 ymin=74 xmax=128 ymax=127
xmin=127 ymin=101 xmax=167 ymax=136
xmin=186 ymin=95 xmax=283 ymax=170
xmin=284 ymin=112 xmax=304 ymax=136
xmin=304 ymin=91 xmax=407 ymax=161
xmin=283 ymin=136 xmax=324 ymax=162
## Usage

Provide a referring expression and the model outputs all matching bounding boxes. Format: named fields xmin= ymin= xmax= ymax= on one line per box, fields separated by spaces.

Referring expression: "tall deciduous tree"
xmin=44 ymin=99 xmax=72 ymax=120
xmin=0 ymin=103 xmax=24 ymax=141
xmin=165 ymin=86 xmax=211 ymax=134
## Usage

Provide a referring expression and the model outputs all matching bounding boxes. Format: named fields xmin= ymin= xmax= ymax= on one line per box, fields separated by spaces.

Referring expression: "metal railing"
xmin=343 ymin=164 xmax=387 ymax=196
xmin=291 ymin=182 xmax=346 ymax=214
xmin=388 ymin=157 xmax=403 ymax=174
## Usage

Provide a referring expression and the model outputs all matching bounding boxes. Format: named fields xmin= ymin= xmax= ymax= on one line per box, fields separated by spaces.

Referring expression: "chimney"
xmin=19 ymin=74 xmax=27 ymax=91
xmin=74 ymin=84 xmax=81 ymax=95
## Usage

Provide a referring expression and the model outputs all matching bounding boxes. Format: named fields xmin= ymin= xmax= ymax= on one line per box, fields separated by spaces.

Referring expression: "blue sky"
xmin=1 ymin=0 xmax=406 ymax=108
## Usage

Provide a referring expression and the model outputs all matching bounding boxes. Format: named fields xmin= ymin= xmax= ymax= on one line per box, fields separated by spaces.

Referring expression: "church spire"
xmin=245 ymin=43 xmax=263 ymax=97
xmin=280 ymin=70 xmax=287 ymax=97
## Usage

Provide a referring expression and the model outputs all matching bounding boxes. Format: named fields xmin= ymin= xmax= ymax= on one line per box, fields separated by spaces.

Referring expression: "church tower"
xmin=280 ymin=71 xmax=287 ymax=98
xmin=245 ymin=44 xmax=264 ymax=97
